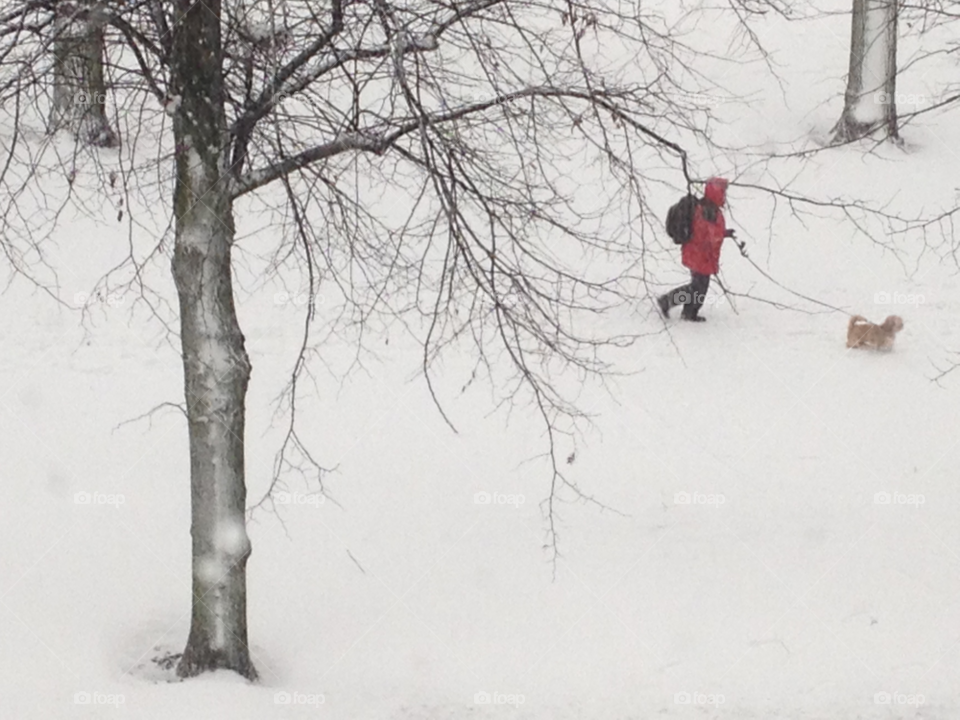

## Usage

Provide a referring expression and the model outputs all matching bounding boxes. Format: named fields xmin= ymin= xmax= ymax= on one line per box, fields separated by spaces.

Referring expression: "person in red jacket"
xmin=658 ymin=177 xmax=734 ymax=322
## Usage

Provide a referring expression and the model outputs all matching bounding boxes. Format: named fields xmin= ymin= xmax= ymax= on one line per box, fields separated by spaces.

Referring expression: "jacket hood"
xmin=704 ymin=177 xmax=728 ymax=206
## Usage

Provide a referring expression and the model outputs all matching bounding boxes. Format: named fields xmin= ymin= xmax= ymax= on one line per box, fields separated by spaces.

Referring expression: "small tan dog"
xmin=846 ymin=314 xmax=903 ymax=350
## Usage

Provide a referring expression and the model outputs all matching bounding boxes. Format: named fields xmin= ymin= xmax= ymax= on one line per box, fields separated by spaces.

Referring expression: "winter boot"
xmin=657 ymin=295 xmax=671 ymax=318
xmin=681 ymin=308 xmax=706 ymax=322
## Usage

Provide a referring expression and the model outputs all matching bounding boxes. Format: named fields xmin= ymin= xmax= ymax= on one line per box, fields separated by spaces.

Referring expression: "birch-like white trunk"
xmin=170 ymin=0 xmax=257 ymax=681
xmin=49 ymin=1 xmax=118 ymax=147
xmin=833 ymin=0 xmax=899 ymax=142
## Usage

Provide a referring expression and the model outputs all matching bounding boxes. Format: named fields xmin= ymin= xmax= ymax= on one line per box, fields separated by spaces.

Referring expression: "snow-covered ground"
xmin=2 ymin=4 xmax=960 ymax=720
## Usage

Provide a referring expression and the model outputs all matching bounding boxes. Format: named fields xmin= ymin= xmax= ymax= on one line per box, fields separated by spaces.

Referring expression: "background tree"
xmin=833 ymin=0 xmax=900 ymax=142
xmin=890 ymin=0 xmax=960 ymax=128
xmin=49 ymin=0 xmax=118 ymax=147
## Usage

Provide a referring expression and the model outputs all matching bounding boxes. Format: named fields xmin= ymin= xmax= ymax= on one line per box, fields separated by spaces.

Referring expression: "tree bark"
xmin=833 ymin=0 xmax=899 ymax=142
xmin=49 ymin=0 xmax=118 ymax=147
xmin=170 ymin=0 xmax=258 ymax=682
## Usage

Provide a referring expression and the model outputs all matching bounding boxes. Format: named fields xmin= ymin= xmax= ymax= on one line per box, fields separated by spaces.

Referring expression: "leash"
xmin=712 ymin=274 xmax=738 ymax=315
xmin=727 ymin=235 xmax=848 ymax=315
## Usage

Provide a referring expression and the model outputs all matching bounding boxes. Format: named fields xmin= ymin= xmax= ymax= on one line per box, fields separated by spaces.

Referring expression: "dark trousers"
xmin=663 ymin=272 xmax=710 ymax=318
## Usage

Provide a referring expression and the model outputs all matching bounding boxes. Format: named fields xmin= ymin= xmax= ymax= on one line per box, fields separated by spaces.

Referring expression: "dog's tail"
xmin=847 ymin=315 xmax=868 ymax=348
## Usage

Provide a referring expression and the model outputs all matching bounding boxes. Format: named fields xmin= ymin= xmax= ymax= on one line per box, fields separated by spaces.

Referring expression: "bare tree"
xmin=49 ymin=0 xmax=118 ymax=147
xmin=833 ymin=0 xmax=900 ymax=141
xmin=164 ymin=0 xmax=259 ymax=680
xmin=890 ymin=1 xmax=960 ymax=126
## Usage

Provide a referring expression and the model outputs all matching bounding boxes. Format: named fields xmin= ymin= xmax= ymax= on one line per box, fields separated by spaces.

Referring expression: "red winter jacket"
xmin=681 ymin=177 xmax=728 ymax=276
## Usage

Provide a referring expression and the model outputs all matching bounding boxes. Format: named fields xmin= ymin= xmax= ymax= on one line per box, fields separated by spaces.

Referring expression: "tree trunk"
xmin=49 ymin=1 xmax=118 ymax=147
xmin=833 ymin=0 xmax=899 ymax=142
xmin=170 ymin=0 xmax=258 ymax=682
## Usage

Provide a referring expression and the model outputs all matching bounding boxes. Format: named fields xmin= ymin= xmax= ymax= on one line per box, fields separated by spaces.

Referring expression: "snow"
xmin=162 ymin=94 xmax=181 ymax=116
xmin=185 ymin=144 xmax=206 ymax=194
xmin=197 ymin=558 xmax=223 ymax=584
xmin=246 ymin=22 xmax=275 ymax=44
xmin=2 ymin=4 xmax=960 ymax=720
xmin=215 ymin=520 xmax=248 ymax=556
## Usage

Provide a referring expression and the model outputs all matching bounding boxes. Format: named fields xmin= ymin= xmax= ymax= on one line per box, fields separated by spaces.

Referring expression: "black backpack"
xmin=665 ymin=194 xmax=699 ymax=245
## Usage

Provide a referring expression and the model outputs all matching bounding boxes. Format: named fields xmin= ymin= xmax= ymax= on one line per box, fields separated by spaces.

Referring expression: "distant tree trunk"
xmin=49 ymin=1 xmax=118 ymax=147
xmin=170 ymin=0 xmax=257 ymax=681
xmin=833 ymin=0 xmax=899 ymax=142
